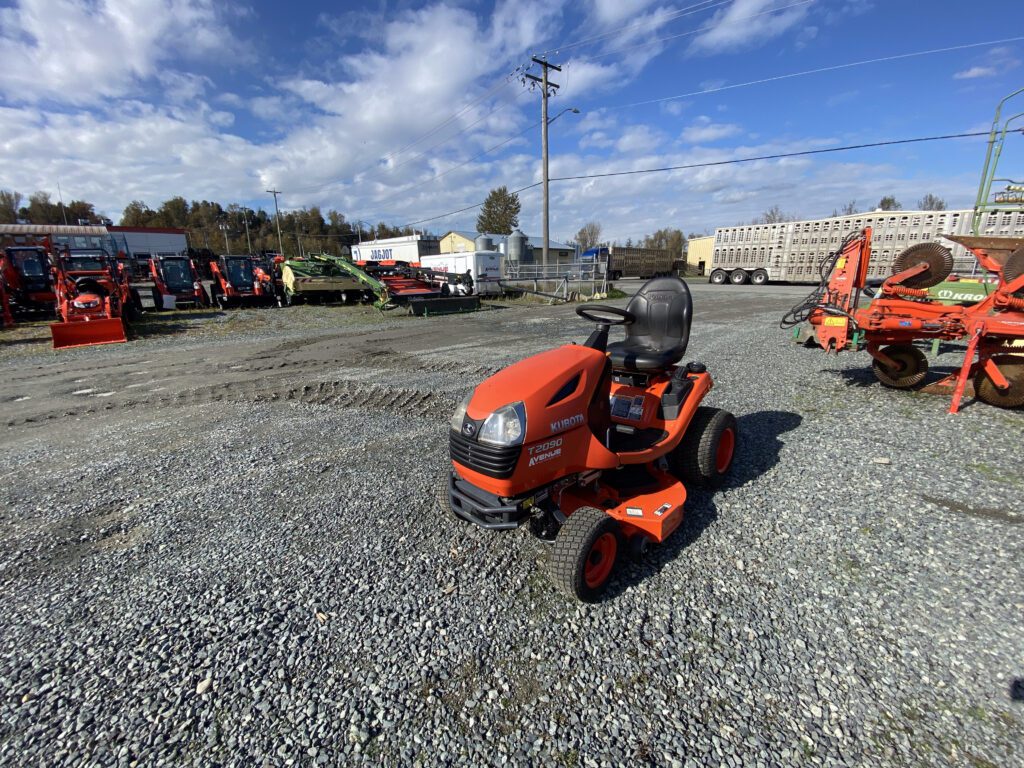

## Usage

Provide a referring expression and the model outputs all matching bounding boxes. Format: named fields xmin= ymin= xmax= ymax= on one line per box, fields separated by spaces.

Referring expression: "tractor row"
xmin=1 ymin=239 xmax=483 ymax=349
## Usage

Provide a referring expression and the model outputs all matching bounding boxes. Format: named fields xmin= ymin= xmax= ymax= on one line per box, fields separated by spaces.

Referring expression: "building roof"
xmin=441 ymin=230 xmax=574 ymax=251
xmin=108 ymin=226 xmax=188 ymax=235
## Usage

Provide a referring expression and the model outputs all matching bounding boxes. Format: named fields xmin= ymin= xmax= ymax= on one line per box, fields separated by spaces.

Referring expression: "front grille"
xmin=449 ymin=430 xmax=520 ymax=479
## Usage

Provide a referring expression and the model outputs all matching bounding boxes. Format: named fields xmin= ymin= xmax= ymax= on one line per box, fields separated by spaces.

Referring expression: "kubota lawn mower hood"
xmin=450 ymin=343 xmax=619 ymax=497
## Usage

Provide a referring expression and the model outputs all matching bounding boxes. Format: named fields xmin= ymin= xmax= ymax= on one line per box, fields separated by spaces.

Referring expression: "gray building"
xmin=710 ymin=209 xmax=1024 ymax=284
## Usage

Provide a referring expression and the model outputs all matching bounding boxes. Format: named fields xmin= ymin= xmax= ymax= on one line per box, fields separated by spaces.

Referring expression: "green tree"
xmin=642 ymin=227 xmax=686 ymax=256
xmin=917 ymin=194 xmax=946 ymax=211
xmin=575 ymin=221 xmax=603 ymax=251
xmin=156 ymin=196 xmax=190 ymax=227
xmin=19 ymin=191 xmax=62 ymax=223
xmin=0 ymin=189 xmax=23 ymax=223
xmin=878 ymin=195 xmax=902 ymax=211
xmin=476 ymin=186 xmax=520 ymax=234
xmin=120 ymin=200 xmax=154 ymax=226
xmin=65 ymin=200 xmax=99 ymax=225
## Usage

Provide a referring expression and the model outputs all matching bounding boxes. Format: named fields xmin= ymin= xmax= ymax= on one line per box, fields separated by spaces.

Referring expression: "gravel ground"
xmin=0 ymin=286 xmax=1021 ymax=766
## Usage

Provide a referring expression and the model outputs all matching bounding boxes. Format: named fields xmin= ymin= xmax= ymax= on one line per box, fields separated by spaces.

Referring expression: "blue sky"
xmin=1 ymin=0 xmax=1022 ymax=241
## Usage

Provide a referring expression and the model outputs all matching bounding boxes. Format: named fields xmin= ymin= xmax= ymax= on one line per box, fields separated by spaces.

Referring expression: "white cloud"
xmin=689 ymin=0 xmax=810 ymax=54
xmin=589 ymin=0 xmax=661 ymax=26
xmin=0 ymin=0 xmax=243 ymax=104
xmin=681 ymin=116 xmax=742 ymax=143
xmin=954 ymin=66 xmax=998 ymax=80
xmin=580 ymin=131 xmax=614 ymax=150
xmin=953 ymin=46 xmax=1020 ymax=80
xmin=615 ymin=125 xmax=663 ymax=154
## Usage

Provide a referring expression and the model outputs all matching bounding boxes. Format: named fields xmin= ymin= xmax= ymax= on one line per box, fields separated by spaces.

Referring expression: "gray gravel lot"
xmin=0 ymin=284 xmax=1021 ymax=766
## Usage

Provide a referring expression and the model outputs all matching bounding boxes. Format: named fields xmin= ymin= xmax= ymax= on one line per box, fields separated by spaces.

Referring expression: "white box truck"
xmin=419 ymin=251 xmax=501 ymax=296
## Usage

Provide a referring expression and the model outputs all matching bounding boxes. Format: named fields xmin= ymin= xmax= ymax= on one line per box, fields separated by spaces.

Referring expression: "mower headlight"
xmin=450 ymin=393 xmax=472 ymax=432
xmin=478 ymin=402 xmax=526 ymax=447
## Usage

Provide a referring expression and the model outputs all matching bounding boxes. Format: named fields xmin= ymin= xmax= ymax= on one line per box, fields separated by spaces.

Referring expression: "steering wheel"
xmin=576 ymin=304 xmax=634 ymax=325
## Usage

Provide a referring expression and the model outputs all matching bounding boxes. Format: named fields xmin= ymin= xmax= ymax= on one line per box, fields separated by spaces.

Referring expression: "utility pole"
xmin=525 ymin=57 xmax=561 ymax=271
xmin=266 ymin=189 xmax=285 ymax=255
xmin=242 ymin=214 xmax=253 ymax=254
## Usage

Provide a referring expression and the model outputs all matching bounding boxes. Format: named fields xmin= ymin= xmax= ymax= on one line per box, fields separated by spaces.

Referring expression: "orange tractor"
xmin=50 ymin=248 xmax=136 ymax=349
xmin=0 ymin=277 xmax=13 ymax=329
xmin=206 ymin=254 xmax=279 ymax=308
xmin=789 ymin=228 xmax=1024 ymax=413
xmin=441 ymin=277 xmax=736 ymax=601
xmin=148 ymin=253 xmax=207 ymax=309
xmin=1 ymin=239 xmax=57 ymax=316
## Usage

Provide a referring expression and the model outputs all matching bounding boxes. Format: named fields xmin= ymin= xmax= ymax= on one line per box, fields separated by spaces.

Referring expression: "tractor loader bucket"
xmin=50 ymin=318 xmax=128 ymax=349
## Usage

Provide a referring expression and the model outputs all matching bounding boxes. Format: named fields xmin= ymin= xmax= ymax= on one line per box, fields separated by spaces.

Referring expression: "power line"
xmin=399 ymin=129 xmax=1012 ymax=228
xmin=572 ymin=0 xmax=813 ymax=63
xmin=605 ymin=36 xmax=1024 ymax=110
xmin=534 ymin=0 xmax=729 ymax=56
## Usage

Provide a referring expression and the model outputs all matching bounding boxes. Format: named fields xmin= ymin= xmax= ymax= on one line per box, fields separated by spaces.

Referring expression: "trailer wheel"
xmin=670 ymin=407 xmax=737 ymax=489
xmin=550 ymin=506 xmax=622 ymax=602
xmin=872 ymin=345 xmax=928 ymax=389
xmin=729 ymin=270 xmax=749 ymax=285
xmin=750 ymin=269 xmax=769 ymax=285
xmin=709 ymin=269 xmax=728 ymax=285
xmin=974 ymin=356 xmax=1024 ymax=408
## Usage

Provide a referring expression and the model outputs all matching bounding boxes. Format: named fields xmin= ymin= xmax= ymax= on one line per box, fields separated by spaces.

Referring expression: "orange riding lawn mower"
xmin=440 ymin=277 xmax=737 ymax=602
xmin=782 ymin=228 xmax=1024 ymax=413
xmin=50 ymin=248 xmax=138 ymax=349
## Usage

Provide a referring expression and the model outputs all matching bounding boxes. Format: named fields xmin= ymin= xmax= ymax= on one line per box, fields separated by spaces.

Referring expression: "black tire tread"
xmin=974 ymin=356 xmax=1024 ymax=408
xmin=671 ymin=407 xmax=737 ymax=488
xmin=891 ymin=242 xmax=953 ymax=289
xmin=437 ymin=469 xmax=455 ymax=517
xmin=872 ymin=345 xmax=928 ymax=389
xmin=1003 ymin=247 xmax=1024 ymax=295
xmin=550 ymin=506 xmax=619 ymax=602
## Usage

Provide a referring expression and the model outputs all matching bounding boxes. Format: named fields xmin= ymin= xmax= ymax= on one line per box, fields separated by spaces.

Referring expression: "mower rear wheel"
xmin=872 ymin=345 xmax=928 ymax=389
xmin=670 ymin=407 xmax=737 ymax=488
xmin=974 ymin=356 xmax=1024 ymax=408
xmin=550 ymin=507 xmax=622 ymax=602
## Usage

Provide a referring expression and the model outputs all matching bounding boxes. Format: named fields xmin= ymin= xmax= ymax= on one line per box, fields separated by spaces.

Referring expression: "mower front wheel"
xmin=436 ymin=469 xmax=457 ymax=520
xmin=872 ymin=345 xmax=928 ymax=389
xmin=550 ymin=507 xmax=622 ymax=602
xmin=670 ymin=406 xmax=737 ymax=488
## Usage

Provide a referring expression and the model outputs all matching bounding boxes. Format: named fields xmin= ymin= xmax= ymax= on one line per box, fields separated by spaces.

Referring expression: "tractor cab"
xmin=222 ymin=255 xmax=256 ymax=292
xmin=2 ymin=246 xmax=55 ymax=310
xmin=65 ymin=250 xmax=116 ymax=275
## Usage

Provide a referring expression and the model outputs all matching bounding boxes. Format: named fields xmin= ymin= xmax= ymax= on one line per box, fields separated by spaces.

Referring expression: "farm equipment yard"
xmin=0 ymin=282 xmax=1020 ymax=766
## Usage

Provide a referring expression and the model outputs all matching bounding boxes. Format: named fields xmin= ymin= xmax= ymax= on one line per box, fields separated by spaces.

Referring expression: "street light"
xmin=218 ymin=221 xmax=230 ymax=253
xmin=542 ymin=107 xmax=580 ymax=270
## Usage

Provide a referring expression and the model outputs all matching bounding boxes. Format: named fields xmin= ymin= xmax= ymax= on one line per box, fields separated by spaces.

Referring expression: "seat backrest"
xmin=624 ymin=276 xmax=692 ymax=355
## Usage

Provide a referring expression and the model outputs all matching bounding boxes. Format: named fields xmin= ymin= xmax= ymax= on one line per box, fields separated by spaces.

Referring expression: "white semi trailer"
xmin=706 ymin=208 xmax=1024 ymax=285
xmin=419 ymin=251 xmax=502 ymax=296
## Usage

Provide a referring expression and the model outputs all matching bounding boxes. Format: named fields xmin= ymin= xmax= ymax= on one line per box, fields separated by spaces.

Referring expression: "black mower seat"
xmin=607 ymin=276 xmax=692 ymax=372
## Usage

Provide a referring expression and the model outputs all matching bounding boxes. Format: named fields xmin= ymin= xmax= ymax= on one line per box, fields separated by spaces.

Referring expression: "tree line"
xmin=0 ymin=188 xmax=425 ymax=257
